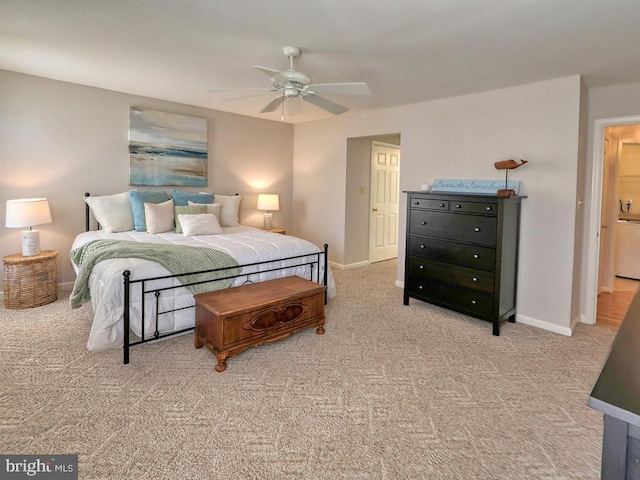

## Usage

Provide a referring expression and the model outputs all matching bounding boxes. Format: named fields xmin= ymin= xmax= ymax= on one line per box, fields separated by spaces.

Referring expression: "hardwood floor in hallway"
xmin=596 ymin=276 xmax=639 ymax=331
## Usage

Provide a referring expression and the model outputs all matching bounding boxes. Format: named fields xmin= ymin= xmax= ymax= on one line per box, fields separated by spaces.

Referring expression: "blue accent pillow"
xmin=171 ymin=189 xmax=214 ymax=207
xmin=130 ymin=190 xmax=170 ymax=232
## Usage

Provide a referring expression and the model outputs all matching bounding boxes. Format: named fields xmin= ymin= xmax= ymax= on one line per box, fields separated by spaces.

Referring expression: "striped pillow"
xmin=174 ymin=204 xmax=207 ymax=233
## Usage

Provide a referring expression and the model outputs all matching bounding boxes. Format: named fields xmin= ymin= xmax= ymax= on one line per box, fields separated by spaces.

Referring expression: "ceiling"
xmin=3 ymin=0 xmax=640 ymax=124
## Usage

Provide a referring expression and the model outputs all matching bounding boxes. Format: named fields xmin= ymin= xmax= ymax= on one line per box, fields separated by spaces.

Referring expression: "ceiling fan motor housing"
xmin=272 ymin=70 xmax=311 ymax=93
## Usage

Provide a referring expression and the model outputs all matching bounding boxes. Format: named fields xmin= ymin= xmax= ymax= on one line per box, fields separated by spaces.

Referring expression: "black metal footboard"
xmin=121 ymin=244 xmax=329 ymax=364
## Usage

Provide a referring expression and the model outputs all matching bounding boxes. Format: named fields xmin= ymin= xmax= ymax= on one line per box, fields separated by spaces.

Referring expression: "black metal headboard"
xmin=84 ymin=192 xmax=96 ymax=231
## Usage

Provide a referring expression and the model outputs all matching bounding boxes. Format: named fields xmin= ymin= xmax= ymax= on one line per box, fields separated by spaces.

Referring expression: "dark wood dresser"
xmin=403 ymin=191 xmax=524 ymax=335
xmin=589 ymin=290 xmax=640 ymax=480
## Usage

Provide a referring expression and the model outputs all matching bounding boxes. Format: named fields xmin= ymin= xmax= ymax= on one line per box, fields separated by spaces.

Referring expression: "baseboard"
xmin=395 ymin=280 xmax=404 ymax=289
xmin=570 ymin=315 xmax=583 ymax=330
xmin=516 ymin=313 xmax=573 ymax=337
xmin=328 ymin=260 xmax=370 ymax=270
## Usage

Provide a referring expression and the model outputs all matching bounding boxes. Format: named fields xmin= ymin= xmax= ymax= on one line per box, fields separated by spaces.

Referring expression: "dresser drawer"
xmin=408 ymin=236 xmax=496 ymax=270
xmin=409 ymin=210 xmax=497 ymax=246
xmin=408 ymin=256 xmax=494 ymax=293
xmin=449 ymin=200 xmax=498 ymax=215
xmin=406 ymin=277 xmax=494 ymax=318
xmin=409 ymin=197 xmax=449 ymax=210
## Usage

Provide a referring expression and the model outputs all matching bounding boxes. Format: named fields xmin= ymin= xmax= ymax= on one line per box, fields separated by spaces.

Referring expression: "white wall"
xmin=0 ymin=70 xmax=294 ymax=284
xmin=294 ymin=76 xmax=583 ymax=334
xmin=345 ymin=138 xmax=372 ymax=266
xmin=570 ymin=80 xmax=589 ymax=328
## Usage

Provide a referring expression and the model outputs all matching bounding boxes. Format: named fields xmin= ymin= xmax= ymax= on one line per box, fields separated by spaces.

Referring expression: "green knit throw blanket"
xmin=70 ymin=240 xmax=240 ymax=308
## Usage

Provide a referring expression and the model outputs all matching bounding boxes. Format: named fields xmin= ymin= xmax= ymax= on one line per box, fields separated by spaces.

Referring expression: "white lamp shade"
xmin=257 ymin=194 xmax=280 ymax=212
xmin=6 ymin=198 xmax=52 ymax=228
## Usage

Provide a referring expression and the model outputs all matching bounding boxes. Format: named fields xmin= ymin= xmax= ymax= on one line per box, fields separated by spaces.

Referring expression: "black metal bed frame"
xmin=83 ymin=193 xmax=329 ymax=364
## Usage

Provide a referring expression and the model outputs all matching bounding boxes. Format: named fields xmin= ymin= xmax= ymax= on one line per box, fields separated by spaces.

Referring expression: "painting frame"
xmin=129 ymin=107 xmax=208 ymax=187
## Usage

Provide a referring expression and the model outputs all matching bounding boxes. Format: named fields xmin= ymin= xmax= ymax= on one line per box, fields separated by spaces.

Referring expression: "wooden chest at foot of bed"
xmin=194 ymin=276 xmax=327 ymax=372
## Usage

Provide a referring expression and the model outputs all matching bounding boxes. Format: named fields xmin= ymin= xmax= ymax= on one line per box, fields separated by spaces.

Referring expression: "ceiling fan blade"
xmin=253 ymin=66 xmax=281 ymax=77
xmin=260 ymin=95 xmax=285 ymax=113
xmin=208 ymin=88 xmax=273 ymax=93
xmin=221 ymin=91 xmax=277 ymax=102
xmin=302 ymin=93 xmax=349 ymax=115
xmin=305 ymin=82 xmax=371 ymax=96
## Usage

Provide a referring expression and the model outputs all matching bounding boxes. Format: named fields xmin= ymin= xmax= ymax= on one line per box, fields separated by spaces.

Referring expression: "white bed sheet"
xmin=71 ymin=225 xmax=336 ymax=351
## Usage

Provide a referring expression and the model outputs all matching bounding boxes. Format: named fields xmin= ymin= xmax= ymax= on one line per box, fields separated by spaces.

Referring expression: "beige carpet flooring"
xmin=1 ymin=260 xmax=616 ymax=479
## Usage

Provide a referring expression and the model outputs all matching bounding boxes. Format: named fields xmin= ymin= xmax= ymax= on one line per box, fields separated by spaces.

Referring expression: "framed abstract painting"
xmin=129 ymin=107 xmax=208 ymax=186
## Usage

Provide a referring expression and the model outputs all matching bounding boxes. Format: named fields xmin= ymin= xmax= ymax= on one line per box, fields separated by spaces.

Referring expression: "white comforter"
xmin=71 ymin=226 xmax=336 ymax=351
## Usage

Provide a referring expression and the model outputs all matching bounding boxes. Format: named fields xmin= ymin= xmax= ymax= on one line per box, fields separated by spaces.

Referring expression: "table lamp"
xmin=257 ymin=194 xmax=279 ymax=230
xmin=5 ymin=198 xmax=52 ymax=256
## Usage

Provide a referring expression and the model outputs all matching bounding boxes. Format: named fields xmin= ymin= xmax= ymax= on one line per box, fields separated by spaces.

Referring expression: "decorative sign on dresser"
xmin=403 ymin=191 xmax=525 ymax=335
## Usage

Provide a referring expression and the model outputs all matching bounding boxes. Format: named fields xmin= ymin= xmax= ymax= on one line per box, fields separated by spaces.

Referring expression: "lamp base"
xmin=21 ymin=229 xmax=41 ymax=256
xmin=263 ymin=213 xmax=273 ymax=230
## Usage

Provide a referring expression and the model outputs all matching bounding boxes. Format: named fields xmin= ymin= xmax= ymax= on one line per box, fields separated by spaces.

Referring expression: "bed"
xmin=71 ymin=191 xmax=335 ymax=363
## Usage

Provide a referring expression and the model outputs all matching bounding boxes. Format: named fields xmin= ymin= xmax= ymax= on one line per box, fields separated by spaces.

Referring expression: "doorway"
xmin=345 ymin=134 xmax=401 ymax=269
xmin=585 ymin=116 xmax=640 ymax=327
xmin=596 ymin=132 xmax=640 ymax=329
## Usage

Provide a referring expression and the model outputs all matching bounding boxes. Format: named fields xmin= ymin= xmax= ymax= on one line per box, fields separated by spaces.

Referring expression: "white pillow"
xmin=179 ymin=213 xmax=223 ymax=236
xmin=211 ymin=194 xmax=241 ymax=227
xmin=144 ymin=199 xmax=174 ymax=234
xmin=189 ymin=201 xmax=222 ymax=219
xmin=84 ymin=191 xmax=134 ymax=232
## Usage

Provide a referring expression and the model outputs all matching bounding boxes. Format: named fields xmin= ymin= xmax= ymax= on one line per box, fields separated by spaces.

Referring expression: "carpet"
xmin=0 ymin=260 xmax=615 ymax=479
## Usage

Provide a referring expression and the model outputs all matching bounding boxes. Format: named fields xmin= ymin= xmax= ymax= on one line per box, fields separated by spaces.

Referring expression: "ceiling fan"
xmin=210 ymin=46 xmax=371 ymax=120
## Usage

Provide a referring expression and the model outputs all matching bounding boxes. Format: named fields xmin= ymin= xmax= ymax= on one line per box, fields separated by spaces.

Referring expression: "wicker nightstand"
xmin=266 ymin=227 xmax=286 ymax=235
xmin=2 ymin=250 xmax=58 ymax=309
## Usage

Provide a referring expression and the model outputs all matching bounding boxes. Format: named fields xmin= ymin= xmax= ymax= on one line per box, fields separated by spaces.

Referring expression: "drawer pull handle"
xmin=414 ymin=201 xmax=420 ymax=206
xmin=473 ymin=254 xmax=479 ymax=259
xmin=419 ymin=264 xmax=424 ymax=270
xmin=485 ymin=206 xmax=492 ymax=211
xmin=472 ymin=277 xmax=478 ymax=282
xmin=418 ymin=285 xmax=423 ymax=290
xmin=420 ymin=244 xmax=425 ymax=249
xmin=421 ymin=221 xmax=427 ymax=225
xmin=455 ymin=204 xmax=462 ymax=208
xmin=474 ymin=227 xmax=481 ymax=232
xmin=439 ymin=203 xmax=445 ymax=207
xmin=471 ymin=300 xmax=477 ymax=305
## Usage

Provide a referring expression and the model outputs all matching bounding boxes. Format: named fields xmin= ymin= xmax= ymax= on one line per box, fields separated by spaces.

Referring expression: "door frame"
xmin=584 ymin=114 xmax=640 ymax=324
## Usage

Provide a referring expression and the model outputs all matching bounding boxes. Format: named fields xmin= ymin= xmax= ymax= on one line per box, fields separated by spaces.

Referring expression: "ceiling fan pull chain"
xmin=281 ymin=94 xmax=285 ymax=122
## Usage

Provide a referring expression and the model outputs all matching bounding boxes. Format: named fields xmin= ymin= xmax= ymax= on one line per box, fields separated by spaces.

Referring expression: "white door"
xmin=369 ymin=142 xmax=400 ymax=263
